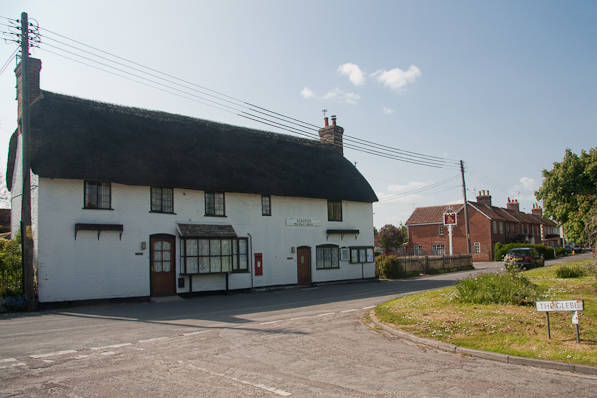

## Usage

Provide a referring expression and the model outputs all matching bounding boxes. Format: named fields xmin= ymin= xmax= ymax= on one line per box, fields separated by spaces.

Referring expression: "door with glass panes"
xmin=150 ymin=235 xmax=176 ymax=296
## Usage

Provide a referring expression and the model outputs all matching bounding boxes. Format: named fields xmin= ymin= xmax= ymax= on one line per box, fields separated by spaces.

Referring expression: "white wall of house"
xmin=33 ymin=178 xmax=374 ymax=302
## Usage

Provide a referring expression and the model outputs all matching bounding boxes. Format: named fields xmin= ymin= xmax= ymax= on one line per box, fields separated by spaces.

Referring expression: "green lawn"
xmin=375 ymin=258 xmax=597 ymax=366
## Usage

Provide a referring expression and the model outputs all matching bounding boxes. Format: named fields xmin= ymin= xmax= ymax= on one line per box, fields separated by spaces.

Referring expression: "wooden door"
xmin=150 ymin=235 xmax=176 ymax=296
xmin=297 ymin=246 xmax=311 ymax=285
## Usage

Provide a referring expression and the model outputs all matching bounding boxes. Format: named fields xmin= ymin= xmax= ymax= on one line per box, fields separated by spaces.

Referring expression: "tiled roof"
xmin=407 ymin=201 xmax=558 ymax=226
xmin=405 ymin=204 xmax=464 ymax=225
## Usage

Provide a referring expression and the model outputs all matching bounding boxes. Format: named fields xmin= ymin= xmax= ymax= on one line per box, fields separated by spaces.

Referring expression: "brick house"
xmin=405 ymin=190 xmax=560 ymax=261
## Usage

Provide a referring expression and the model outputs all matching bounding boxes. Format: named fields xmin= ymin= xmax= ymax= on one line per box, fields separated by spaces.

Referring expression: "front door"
xmin=150 ymin=235 xmax=176 ymax=296
xmin=297 ymin=246 xmax=312 ymax=285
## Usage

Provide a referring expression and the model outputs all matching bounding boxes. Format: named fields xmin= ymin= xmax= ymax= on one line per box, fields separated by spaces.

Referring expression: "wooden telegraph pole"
xmin=460 ymin=160 xmax=471 ymax=255
xmin=19 ymin=11 xmax=37 ymax=311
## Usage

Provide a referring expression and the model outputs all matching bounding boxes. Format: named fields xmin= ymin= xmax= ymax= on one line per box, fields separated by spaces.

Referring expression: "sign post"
xmin=536 ymin=300 xmax=584 ymax=342
xmin=443 ymin=212 xmax=457 ymax=256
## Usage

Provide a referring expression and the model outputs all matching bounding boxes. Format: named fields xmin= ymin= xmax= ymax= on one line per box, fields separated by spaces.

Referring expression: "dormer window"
xmin=205 ymin=192 xmax=225 ymax=216
xmin=327 ymin=200 xmax=342 ymax=222
xmin=151 ymin=187 xmax=174 ymax=213
xmin=84 ymin=181 xmax=111 ymax=209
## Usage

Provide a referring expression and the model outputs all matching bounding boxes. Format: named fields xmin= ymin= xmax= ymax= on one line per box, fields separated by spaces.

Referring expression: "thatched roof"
xmin=7 ymin=91 xmax=377 ymax=203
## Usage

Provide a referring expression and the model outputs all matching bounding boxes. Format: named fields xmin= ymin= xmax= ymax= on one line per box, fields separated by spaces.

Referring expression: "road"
xmin=1 ymin=254 xmax=595 ymax=397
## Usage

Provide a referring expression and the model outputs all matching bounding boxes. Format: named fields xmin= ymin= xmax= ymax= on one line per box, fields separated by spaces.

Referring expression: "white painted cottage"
xmin=7 ymin=59 xmax=378 ymax=303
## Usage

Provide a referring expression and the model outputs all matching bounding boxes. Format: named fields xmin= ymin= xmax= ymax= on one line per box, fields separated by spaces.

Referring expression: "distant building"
xmin=405 ymin=190 xmax=560 ymax=261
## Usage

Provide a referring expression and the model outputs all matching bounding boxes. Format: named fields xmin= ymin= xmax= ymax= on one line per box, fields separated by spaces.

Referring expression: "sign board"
xmin=536 ymin=300 xmax=584 ymax=312
xmin=443 ymin=212 xmax=457 ymax=226
xmin=572 ymin=311 xmax=579 ymax=325
xmin=286 ymin=217 xmax=321 ymax=227
xmin=340 ymin=247 xmax=350 ymax=261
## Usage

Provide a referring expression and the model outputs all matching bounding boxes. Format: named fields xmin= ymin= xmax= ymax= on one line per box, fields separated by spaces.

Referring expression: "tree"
xmin=535 ymin=147 xmax=597 ymax=246
xmin=377 ymin=224 xmax=406 ymax=252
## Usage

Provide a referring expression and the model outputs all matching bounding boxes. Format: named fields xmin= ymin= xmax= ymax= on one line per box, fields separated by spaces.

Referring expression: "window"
xmin=327 ymin=200 xmax=342 ymax=221
xmin=84 ymin=181 xmax=111 ymax=209
xmin=499 ymin=222 xmax=504 ymax=234
xmin=316 ymin=245 xmax=340 ymax=269
xmin=151 ymin=187 xmax=173 ymax=213
xmin=261 ymin=195 xmax=271 ymax=216
xmin=506 ymin=223 xmax=510 ymax=233
xmin=205 ymin=192 xmax=225 ymax=216
xmin=414 ymin=245 xmax=423 ymax=256
xmin=438 ymin=225 xmax=444 ymax=236
xmin=492 ymin=221 xmax=497 ymax=234
xmin=182 ymin=238 xmax=248 ymax=274
xmin=432 ymin=244 xmax=445 ymax=256
xmin=349 ymin=246 xmax=374 ymax=264
xmin=473 ymin=242 xmax=481 ymax=254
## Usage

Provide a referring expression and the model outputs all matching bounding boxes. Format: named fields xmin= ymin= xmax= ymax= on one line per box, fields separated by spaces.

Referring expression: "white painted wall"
xmin=34 ymin=178 xmax=375 ymax=302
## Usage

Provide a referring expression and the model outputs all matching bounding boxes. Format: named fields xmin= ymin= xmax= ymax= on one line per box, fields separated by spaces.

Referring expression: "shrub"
xmin=456 ymin=272 xmax=544 ymax=306
xmin=494 ymin=242 xmax=555 ymax=261
xmin=555 ymin=247 xmax=566 ymax=257
xmin=375 ymin=255 xmax=404 ymax=279
xmin=0 ymin=239 xmax=22 ymax=297
xmin=556 ymin=265 xmax=586 ymax=278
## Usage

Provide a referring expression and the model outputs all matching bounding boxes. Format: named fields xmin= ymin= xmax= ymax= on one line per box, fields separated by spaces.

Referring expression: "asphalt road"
xmin=1 ymin=254 xmax=595 ymax=397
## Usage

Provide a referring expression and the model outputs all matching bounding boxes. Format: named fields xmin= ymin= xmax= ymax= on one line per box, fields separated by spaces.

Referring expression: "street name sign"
xmin=536 ymin=300 xmax=584 ymax=312
xmin=536 ymin=299 xmax=584 ymax=342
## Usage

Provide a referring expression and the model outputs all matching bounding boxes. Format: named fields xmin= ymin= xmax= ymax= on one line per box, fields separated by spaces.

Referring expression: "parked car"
xmin=504 ymin=248 xmax=545 ymax=270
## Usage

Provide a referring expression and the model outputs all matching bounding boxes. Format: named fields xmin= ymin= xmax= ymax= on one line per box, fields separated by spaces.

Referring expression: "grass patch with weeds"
xmin=375 ymin=258 xmax=597 ymax=366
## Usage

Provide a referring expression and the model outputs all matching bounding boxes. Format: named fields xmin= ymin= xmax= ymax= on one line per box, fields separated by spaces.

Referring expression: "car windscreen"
xmin=508 ymin=249 xmax=530 ymax=256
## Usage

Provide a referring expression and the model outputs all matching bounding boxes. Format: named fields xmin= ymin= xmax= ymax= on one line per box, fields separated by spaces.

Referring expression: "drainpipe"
xmin=247 ymin=233 xmax=254 ymax=289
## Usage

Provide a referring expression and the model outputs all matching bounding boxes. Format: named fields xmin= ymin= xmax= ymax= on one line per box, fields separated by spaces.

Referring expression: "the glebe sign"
xmin=536 ymin=300 xmax=584 ymax=312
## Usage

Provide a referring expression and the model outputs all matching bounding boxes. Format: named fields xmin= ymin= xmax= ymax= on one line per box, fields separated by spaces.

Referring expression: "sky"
xmin=0 ymin=0 xmax=595 ymax=227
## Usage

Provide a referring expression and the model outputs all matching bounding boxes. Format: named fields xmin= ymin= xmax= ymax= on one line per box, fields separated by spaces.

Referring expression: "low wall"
xmin=375 ymin=254 xmax=473 ymax=279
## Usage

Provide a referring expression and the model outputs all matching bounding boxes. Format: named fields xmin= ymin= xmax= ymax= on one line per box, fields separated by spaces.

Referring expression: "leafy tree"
xmin=378 ymin=224 xmax=406 ymax=251
xmin=535 ymin=148 xmax=597 ymax=247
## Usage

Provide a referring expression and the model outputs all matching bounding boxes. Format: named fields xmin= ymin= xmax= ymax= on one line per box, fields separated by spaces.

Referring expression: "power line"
xmin=0 ymin=46 xmax=17 ymax=75
xmin=18 ymin=23 xmax=462 ymax=168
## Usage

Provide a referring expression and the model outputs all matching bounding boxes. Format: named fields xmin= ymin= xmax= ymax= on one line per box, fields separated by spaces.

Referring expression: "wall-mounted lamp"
xmin=141 ymin=241 xmax=147 ymax=250
xmin=290 ymin=247 xmax=295 ymax=253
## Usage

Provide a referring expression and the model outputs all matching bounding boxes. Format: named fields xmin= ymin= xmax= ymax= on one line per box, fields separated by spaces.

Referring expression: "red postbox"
xmin=254 ymin=253 xmax=263 ymax=276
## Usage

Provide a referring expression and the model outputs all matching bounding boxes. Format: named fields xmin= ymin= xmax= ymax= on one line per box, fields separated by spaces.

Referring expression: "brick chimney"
xmin=531 ymin=203 xmax=543 ymax=217
xmin=507 ymin=198 xmax=520 ymax=212
xmin=476 ymin=190 xmax=492 ymax=207
xmin=318 ymin=114 xmax=344 ymax=155
xmin=15 ymin=57 xmax=42 ymax=123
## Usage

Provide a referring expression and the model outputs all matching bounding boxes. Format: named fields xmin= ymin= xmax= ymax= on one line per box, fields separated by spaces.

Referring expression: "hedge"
xmin=375 ymin=255 xmax=405 ymax=279
xmin=0 ymin=238 xmax=22 ymax=297
xmin=493 ymin=242 xmax=555 ymax=261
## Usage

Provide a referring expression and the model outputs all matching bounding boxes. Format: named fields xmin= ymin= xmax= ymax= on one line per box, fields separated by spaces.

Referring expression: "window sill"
xmin=315 ymin=267 xmax=341 ymax=270
xmin=149 ymin=211 xmax=177 ymax=215
xmin=328 ymin=219 xmax=343 ymax=222
xmin=82 ymin=207 xmax=114 ymax=211
xmin=204 ymin=214 xmax=227 ymax=217
xmin=262 ymin=214 xmax=272 ymax=217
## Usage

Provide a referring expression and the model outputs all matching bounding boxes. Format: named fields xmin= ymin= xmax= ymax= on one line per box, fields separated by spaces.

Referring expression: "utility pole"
xmin=460 ymin=160 xmax=471 ymax=255
xmin=19 ymin=11 xmax=36 ymax=311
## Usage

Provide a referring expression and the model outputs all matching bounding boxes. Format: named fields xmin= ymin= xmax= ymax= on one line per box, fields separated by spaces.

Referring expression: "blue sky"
xmin=0 ymin=1 xmax=595 ymax=227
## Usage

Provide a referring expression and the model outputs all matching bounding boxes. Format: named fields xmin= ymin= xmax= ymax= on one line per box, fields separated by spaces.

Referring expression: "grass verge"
xmin=375 ymin=258 xmax=597 ymax=366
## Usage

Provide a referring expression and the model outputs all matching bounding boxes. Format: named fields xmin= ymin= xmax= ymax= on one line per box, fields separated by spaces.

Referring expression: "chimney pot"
xmin=331 ymin=115 xmax=337 ymax=126
xmin=324 ymin=117 xmax=329 ymax=127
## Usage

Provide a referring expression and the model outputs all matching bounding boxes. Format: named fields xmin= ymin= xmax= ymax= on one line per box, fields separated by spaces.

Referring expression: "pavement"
xmin=0 ymin=253 xmax=595 ymax=397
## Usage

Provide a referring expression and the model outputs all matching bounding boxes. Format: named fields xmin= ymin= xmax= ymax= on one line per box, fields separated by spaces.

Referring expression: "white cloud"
xmin=323 ymin=88 xmax=360 ymax=105
xmin=382 ymin=107 xmax=394 ymax=115
xmin=300 ymin=87 xmax=314 ymax=99
xmin=372 ymin=65 xmax=421 ymax=91
xmin=507 ymin=176 xmax=540 ymax=208
xmin=337 ymin=63 xmax=365 ymax=86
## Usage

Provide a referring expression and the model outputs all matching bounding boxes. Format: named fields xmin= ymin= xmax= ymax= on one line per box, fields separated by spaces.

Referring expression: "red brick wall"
xmin=407 ymin=205 xmax=494 ymax=261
